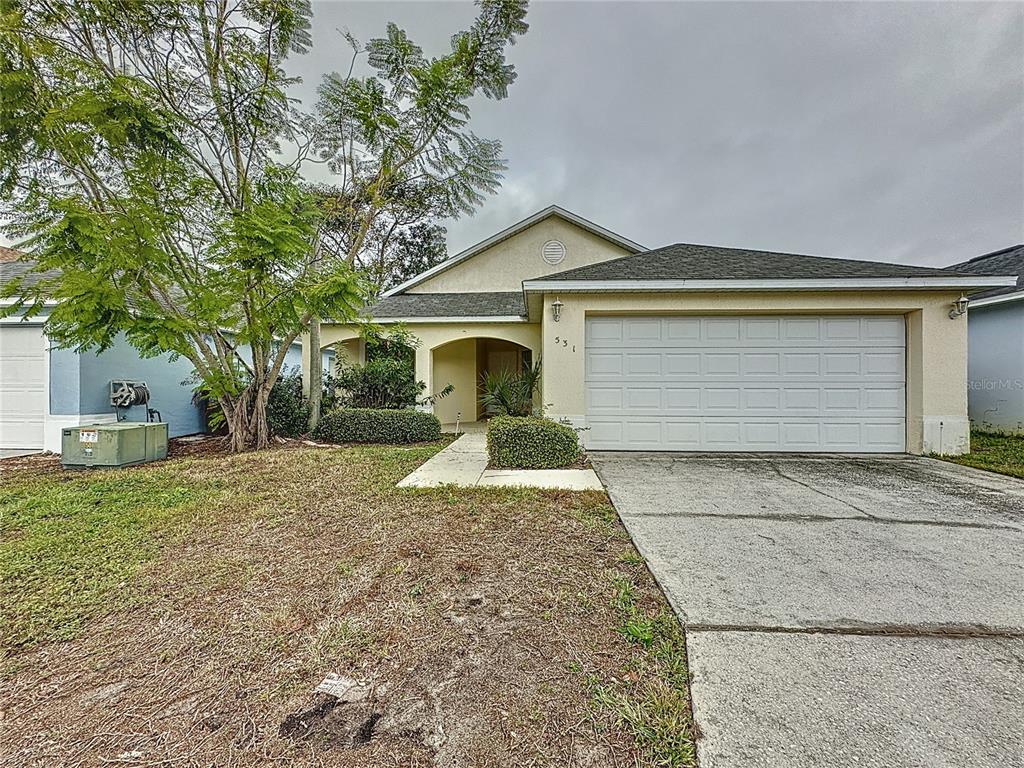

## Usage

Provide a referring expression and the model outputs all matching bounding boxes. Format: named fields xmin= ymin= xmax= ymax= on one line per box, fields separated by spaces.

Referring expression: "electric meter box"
xmin=61 ymin=422 xmax=169 ymax=468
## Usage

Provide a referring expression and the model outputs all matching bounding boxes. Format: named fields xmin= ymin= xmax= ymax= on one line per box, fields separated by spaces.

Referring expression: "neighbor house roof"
xmin=0 ymin=253 xmax=58 ymax=294
xmin=522 ymin=242 xmax=1017 ymax=292
xmin=947 ymin=244 xmax=1024 ymax=305
xmin=383 ymin=205 xmax=646 ymax=297
xmin=368 ymin=291 xmax=526 ymax=320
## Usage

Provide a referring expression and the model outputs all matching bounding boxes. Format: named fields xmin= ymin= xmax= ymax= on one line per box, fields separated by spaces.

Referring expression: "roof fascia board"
xmin=522 ymin=276 xmax=1020 ymax=292
xmin=969 ymin=290 xmax=1024 ymax=308
xmin=371 ymin=315 xmax=530 ymax=324
xmin=382 ymin=205 xmax=646 ymax=297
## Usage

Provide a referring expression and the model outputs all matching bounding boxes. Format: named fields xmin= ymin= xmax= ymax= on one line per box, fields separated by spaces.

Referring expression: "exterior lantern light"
xmin=948 ymin=294 xmax=969 ymax=319
xmin=551 ymin=297 xmax=564 ymax=322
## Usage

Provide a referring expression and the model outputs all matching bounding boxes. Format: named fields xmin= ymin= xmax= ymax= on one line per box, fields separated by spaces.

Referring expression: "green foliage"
xmin=0 ymin=0 xmax=529 ymax=450
xmin=364 ymin=324 xmax=419 ymax=364
xmin=480 ymin=360 xmax=541 ymax=417
xmin=314 ymin=407 xmax=441 ymax=444
xmin=383 ymin=223 xmax=449 ymax=292
xmin=0 ymin=470 xmax=210 ymax=650
xmin=0 ymin=0 xmax=363 ymax=451
xmin=487 ymin=415 xmax=580 ymax=469
xmin=336 ymin=358 xmax=424 ymax=410
xmin=266 ymin=369 xmax=312 ymax=438
xmin=312 ymin=1 xmax=529 ymax=290
xmin=334 ymin=325 xmax=432 ymax=409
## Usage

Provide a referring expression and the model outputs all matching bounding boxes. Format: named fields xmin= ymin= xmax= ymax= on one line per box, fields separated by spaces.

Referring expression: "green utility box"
xmin=61 ymin=422 xmax=169 ymax=468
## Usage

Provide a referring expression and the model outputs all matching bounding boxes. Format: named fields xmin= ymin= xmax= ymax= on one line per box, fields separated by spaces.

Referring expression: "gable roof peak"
xmin=383 ymin=204 xmax=645 ymax=296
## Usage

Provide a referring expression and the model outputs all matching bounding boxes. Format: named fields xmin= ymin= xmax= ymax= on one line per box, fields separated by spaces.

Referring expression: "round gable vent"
xmin=541 ymin=239 xmax=566 ymax=265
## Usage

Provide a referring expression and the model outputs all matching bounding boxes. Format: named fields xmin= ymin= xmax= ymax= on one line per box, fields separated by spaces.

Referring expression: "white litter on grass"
xmin=315 ymin=673 xmax=369 ymax=702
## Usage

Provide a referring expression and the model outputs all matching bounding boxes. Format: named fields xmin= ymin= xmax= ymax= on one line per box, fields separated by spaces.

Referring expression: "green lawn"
xmin=938 ymin=431 xmax=1024 ymax=479
xmin=0 ymin=468 xmax=216 ymax=649
xmin=0 ymin=443 xmax=694 ymax=767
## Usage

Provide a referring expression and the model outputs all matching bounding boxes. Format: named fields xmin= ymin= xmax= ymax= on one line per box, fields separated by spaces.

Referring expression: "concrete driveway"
xmin=591 ymin=453 xmax=1024 ymax=768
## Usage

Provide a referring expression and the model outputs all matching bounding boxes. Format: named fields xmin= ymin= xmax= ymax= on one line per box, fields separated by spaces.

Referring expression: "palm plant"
xmin=480 ymin=360 xmax=542 ymax=417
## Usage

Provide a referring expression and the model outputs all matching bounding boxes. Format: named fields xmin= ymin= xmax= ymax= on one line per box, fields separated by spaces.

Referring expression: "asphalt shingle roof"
xmin=0 ymin=257 xmax=58 ymax=292
xmin=368 ymin=291 xmax=526 ymax=318
xmin=534 ymin=243 xmax=979 ymax=282
xmin=947 ymin=245 xmax=1024 ymax=301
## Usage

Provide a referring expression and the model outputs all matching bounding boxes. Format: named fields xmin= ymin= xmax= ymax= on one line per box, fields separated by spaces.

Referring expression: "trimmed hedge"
xmin=487 ymin=415 xmax=581 ymax=469
xmin=314 ymin=407 xmax=441 ymax=444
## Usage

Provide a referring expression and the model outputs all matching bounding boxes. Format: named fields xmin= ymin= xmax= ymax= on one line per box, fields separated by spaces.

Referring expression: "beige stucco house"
xmin=306 ymin=206 xmax=1016 ymax=455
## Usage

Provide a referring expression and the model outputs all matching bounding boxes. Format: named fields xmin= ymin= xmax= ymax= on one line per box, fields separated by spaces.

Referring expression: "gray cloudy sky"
xmin=294 ymin=0 xmax=1023 ymax=268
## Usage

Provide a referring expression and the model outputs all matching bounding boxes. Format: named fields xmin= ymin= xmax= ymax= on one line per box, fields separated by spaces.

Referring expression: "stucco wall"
xmin=78 ymin=333 xmax=205 ymax=437
xmin=966 ymin=301 xmax=1024 ymax=433
xmin=539 ymin=290 xmax=970 ymax=455
xmin=410 ymin=217 xmax=634 ymax=293
xmin=432 ymin=338 xmax=477 ymax=424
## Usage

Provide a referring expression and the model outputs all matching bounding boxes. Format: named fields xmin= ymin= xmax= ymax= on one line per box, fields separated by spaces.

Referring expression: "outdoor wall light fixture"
xmin=948 ymin=295 xmax=969 ymax=319
xmin=551 ymin=298 xmax=563 ymax=322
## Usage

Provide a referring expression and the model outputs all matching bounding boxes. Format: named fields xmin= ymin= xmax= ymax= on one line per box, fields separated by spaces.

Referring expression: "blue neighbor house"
xmin=0 ymin=248 xmax=323 ymax=456
xmin=949 ymin=244 xmax=1024 ymax=435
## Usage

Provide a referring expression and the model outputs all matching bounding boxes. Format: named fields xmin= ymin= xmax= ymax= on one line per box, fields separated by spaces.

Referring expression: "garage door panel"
xmin=584 ymin=315 xmax=906 ymax=453
xmin=665 ymin=318 xmax=701 ymax=341
xmin=626 ymin=387 xmax=662 ymax=409
xmin=864 ymin=422 xmax=907 ymax=449
xmin=586 ymin=352 xmax=623 ymax=377
xmin=705 ymin=354 xmax=740 ymax=376
xmin=744 ymin=422 xmax=781 ymax=448
xmin=745 ymin=318 xmax=781 ymax=340
xmin=865 ymin=351 xmax=904 ymax=376
xmin=742 ymin=352 xmax=781 ymax=375
xmin=664 ymin=421 xmax=701 ymax=447
xmin=624 ymin=318 xmax=662 ymax=341
xmin=743 ymin=388 xmax=781 ymax=411
xmin=665 ymin=354 xmax=700 ymax=375
xmin=1 ymin=359 xmax=44 ymax=385
xmin=0 ymin=325 xmax=46 ymax=452
xmin=625 ymin=353 xmax=661 ymax=376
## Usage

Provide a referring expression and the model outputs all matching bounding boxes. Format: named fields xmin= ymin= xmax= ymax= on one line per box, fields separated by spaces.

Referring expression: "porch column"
xmin=415 ymin=344 xmax=433 ymax=413
xmin=300 ymin=331 xmax=312 ymax=396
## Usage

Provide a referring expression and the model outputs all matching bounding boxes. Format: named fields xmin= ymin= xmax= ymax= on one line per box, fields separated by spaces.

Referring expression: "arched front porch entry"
xmin=428 ymin=336 xmax=536 ymax=428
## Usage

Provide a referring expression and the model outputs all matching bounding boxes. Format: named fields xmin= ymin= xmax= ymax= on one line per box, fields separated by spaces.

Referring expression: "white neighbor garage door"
xmin=0 ymin=324 xmax=46 ymax=455
xmin=585 ymin=315 xmax=906 ymax=452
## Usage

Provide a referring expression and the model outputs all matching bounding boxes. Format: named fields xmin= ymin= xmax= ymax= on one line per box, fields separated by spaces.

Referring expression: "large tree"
xmin=302 ymin=4 xmax=528 ymax=426
xmin=0 ymin=0 xmax=528 ymax=448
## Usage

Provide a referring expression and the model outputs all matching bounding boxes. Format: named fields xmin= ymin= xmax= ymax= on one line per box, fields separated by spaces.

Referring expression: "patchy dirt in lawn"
xmin=1 ymin=443 xmax=694 ymax=767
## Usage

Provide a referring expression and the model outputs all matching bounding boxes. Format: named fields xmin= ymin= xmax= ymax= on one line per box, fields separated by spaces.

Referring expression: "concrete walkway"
xmin=398 ymin=433 xmax=603 ymax=491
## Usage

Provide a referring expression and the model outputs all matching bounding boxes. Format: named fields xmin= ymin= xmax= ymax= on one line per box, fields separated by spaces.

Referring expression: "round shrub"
xmin=487 ymin=416 xmax=581 ymax=469
xmin=313 ymin=407 xmax=441 ymax=444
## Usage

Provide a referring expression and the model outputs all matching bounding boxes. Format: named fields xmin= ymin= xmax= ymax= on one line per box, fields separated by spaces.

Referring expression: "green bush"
xmin=313 ymin=407 xmax=441 ymax=444
xmin=480 ymin=360 xmax=541 ymax=417
xmin=266 ymin=370 xmax=311 ymax=437
xmin=335 ymin=358 xmax=424 ymax=409
xmin=487 ymin=415 xmax=581 ymax=469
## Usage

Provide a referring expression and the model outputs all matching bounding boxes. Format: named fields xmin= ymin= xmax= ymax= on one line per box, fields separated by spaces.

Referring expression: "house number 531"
xmin=553 ymin=336 xmax=576 ymax=352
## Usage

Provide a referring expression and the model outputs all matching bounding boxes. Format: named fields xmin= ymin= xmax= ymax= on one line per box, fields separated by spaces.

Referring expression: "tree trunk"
xmin=224 ymin=393 xmax=251 ymax=453
xmin=222 ymin=381 xmax=273 ymax=452
xmin=307 ymin=316 xmax=322 ymax=432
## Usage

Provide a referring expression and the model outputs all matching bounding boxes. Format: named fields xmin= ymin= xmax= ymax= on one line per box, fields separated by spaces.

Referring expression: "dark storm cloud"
xmin=293 ymin=1 xmax=1023 ymax=267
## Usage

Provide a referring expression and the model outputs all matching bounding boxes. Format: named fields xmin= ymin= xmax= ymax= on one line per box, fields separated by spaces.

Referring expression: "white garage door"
xmin=0 ymin=324 xmax=46 ymax=455
xmin=586 ymin=315 xmax=906 ymax=452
